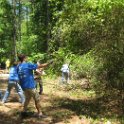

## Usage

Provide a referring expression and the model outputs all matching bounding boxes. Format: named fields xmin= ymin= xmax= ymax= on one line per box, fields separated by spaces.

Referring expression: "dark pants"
xmin=35 ymin=79 xmax=43 ymax=95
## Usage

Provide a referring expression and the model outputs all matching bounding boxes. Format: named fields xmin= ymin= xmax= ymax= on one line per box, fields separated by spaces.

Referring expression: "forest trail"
xmin=0 ymin=75 xmax=122 ymax=124
xmin=0 ymin=76 xmax=84 ymax=124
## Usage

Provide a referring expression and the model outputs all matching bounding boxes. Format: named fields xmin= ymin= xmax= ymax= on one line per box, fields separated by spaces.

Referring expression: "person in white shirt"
xmin=61 ymin=63 xmax=70 ymax=84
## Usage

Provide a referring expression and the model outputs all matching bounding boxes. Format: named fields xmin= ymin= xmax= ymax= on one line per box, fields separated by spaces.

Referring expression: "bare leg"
xmin=34 ymin=100 xmax=42 ymax=115
xmin=33 ymin=89 xmax=42 ymax=116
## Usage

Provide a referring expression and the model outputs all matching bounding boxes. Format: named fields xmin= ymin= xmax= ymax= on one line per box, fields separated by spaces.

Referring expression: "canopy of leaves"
xmin=0 ymin=0 xmax=124 ymax=91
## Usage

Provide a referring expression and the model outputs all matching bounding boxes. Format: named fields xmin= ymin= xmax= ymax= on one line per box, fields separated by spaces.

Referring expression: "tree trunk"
xmin=18 ymin=0 xmax=22 ymax=53
xmin=12 ymin=0 xmax=17 ymax=60
xmin=46 ymin=0 xmax=50 ymax=52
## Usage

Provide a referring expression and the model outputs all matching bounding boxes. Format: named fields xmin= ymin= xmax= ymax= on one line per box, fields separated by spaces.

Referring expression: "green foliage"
xmin=49 ymin=0 xmax=124 ymax=92
xmin=20 ymin=34 xmax=38 ymax=54
xmin=0 ymin=0 xmax=124 ymax=93
xmin=0 ymin=48 xmax=6 ymax=54
xmin=51 ymin=0 xmax=124 ymax=53
xmin=28 ymin=52 xmax=46 ymax=63
xmin=0 ymin=0 xmax=14 ymax=59
xmin=71 ymin=42 xmax=124 ymax=91
xmin=47 ymin=48 xmax=75 ymax=75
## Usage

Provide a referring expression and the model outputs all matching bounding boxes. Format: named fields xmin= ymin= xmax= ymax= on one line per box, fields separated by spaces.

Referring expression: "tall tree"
xmin=0 ymin=0 xmax=14 ymax=60
xmin=12 ymin=0 xmax=17 ymax=59
xmin=18 ymin=0 xmax=22 ymax=52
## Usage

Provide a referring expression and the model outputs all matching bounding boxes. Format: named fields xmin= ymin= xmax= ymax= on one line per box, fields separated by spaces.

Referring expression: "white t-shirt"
xmin=61 ymin=64 xmax=69 ymax=73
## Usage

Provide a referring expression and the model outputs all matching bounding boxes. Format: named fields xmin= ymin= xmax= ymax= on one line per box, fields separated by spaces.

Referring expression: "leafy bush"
xmin=71 ymin=42 xmax=124 ymax=92
xmin=49 ymin=0 xmax=124 ymax=93
xmin=28 ymin=52 xmax=47 ymax=63
xmin=46 ymin=48 xmax=76 ymax=75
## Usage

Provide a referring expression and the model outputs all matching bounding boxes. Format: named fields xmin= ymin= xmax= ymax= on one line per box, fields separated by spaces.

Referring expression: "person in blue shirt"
xmin=17 ymin=54 xmax=52 ymax=117
xmin=2 ymin=60 xmax=25 ymax=104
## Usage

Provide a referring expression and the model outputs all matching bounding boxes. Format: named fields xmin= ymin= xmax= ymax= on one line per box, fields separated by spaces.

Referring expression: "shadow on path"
xmin=42 ymin=94 xmax=123 ymax=123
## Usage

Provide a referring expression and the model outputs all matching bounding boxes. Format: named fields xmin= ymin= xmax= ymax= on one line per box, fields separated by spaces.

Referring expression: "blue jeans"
xmin=2 ymin=81 xmax=25 ymax=103
xmin=0 ymin=91 xmax=3 ymax=99
xmin=61 ymin=72 xmax=70 ymax=84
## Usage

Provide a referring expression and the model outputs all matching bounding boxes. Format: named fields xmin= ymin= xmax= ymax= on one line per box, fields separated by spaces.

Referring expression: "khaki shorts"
xmin=24 ymin=88 xmax=40 ymax=102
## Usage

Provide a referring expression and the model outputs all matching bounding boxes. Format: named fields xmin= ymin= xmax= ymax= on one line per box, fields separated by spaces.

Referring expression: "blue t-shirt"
xmin=9 ymin=66 xmax=19 ymax=81
xmin=18 ymin=62 xmax=38 ymax=89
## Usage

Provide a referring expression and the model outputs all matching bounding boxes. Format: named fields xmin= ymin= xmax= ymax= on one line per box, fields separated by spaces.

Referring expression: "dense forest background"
xmin=0 ymin=0 xmax=124 ymax=106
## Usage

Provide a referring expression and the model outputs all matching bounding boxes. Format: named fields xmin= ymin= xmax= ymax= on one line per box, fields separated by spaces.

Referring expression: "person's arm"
xmin=37 ymin=63 xmax=49 ymax=69
xmin=37 ymin=60 xmax=53 ymax=69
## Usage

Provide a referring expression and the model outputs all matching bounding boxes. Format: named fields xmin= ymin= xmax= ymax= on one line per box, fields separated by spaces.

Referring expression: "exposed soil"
xmin=0 ymin=76 xmax=123 ymax=124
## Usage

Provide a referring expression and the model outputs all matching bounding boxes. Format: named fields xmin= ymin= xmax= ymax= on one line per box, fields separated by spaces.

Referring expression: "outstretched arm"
xmin=37 ymin=63 xmax=49 ymax=69
xmin=37 ymin=60 xmax=53 ymax=69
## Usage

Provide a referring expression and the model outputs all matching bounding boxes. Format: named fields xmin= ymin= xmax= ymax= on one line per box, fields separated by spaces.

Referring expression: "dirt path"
xmin=0 ymin=77 xmax=122 ymax=124
xmin=0 ymin=78 xmax=84 ymax=124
